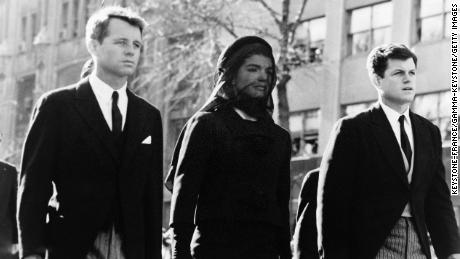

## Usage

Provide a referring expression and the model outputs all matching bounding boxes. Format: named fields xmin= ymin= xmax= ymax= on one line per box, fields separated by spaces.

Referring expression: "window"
xmin=72 ymin=0 xmax=79 ymax=38
xmin=0 ymin=2 xmax=4 ymax=43
xmin=348 ymin=2 xmax=392 ymax=55
xmin=15 ymin=75 xmax=36 ymax=141
xmin=82 ymin=0 xmax=96 ymax=35
xmin=412 ymin=91 xmax=450 ymax=144
xmin=20 ymin=16 xmax=27 ymax=51
xmin=31 ymin=13 xmax=39 ymax=39
xmin=21 ymin=16 xmax=27 ymax=42
xmin=290 ymin=109 xmax=321 ymax=157
xmin=417 ymin=0 xmax=450 ymax=42
xmin=43 ymin=0 xmax=49 ymax=26
xmin=84 ymin=0 xmax=92 ymax=25
xmin=60 ymin=2 xmax=69 ymax=40
xmin=292 ymin=17 xmax=326 ymax=64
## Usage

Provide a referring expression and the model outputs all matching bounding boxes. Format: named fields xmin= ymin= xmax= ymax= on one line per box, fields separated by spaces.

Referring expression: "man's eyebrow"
xmin=112 ymin=37 xmax=143 ymax=45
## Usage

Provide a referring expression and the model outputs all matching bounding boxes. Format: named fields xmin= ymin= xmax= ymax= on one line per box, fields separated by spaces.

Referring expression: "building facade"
xmin=288 ymin=0 xmax=451 ymax=158
xmin=0 ymin=0 xmax=457 ymax=229
xmin=285 ymin=0 xmax=458 ymax=229
xmin=0 ymin=0 xmax=126 ymax=162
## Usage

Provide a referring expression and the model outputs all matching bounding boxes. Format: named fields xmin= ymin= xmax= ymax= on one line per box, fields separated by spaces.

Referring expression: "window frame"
xmin=292 ymin=16 xmax=327 ymax=65
xmin=417 ymin=0 xmax=450 ymax=42
xmin=289 ymin=109 xmax=321 ymax=157
xmin=60 ymin=1 xmax=70 ymax=40
xmin=411 ymin=91 xmax=450 ymax=144
xmin=347 ymin=1 xmax=393 ymax=56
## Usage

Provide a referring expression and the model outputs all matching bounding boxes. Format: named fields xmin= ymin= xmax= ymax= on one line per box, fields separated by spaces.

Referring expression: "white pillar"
xmin=392 ymin=0 xmax=417 ymax=45
xmin=318 ymin=0 xmax=347 ymax=154
xmin=0 ymin=0 xmax=21 ymax=160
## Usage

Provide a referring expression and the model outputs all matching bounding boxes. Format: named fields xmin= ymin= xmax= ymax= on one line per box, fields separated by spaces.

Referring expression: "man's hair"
xmin=85 ymin=6 xmax=147 ymax=46
xmin=366 ymin=43 xmax=417 ymax=79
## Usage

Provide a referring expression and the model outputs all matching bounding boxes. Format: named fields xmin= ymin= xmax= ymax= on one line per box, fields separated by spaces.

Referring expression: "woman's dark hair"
xmin=215 ymin=36 xmax=277 ymax=100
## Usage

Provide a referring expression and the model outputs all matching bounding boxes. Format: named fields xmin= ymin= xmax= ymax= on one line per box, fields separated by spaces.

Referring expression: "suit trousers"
xmin=190 ymin=221 xmax=279 ymax=259
xmin=375 ymin=217 xmax=427 ymax=259
xmin=86 ymin=225 xmax=125 ymax=259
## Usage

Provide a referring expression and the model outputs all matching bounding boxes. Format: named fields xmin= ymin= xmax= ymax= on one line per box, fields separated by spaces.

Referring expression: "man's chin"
xmin=402 ymin=96 xmax=415 ymax=104
xmin=119 ymin=69 xmax=136 ymax=77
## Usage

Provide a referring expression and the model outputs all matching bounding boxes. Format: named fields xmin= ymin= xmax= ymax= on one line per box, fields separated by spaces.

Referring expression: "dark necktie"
xmin=398 ymin=115 xmax=412 ymax=170
xmin=112 ymin=91 xmax=122 ymax=137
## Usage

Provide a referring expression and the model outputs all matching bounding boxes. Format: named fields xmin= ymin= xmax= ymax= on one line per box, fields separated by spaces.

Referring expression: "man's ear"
xmin=372 ymin=74 xmax=382 ymax=89
xmin=87 ymin=39 xmax=99 ymax=56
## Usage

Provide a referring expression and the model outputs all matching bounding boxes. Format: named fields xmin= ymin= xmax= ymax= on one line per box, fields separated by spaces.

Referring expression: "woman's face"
xmin=234 ymin=54 xmax=274 ymax=99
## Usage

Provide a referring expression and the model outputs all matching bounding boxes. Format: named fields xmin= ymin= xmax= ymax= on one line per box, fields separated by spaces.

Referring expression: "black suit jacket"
xmin=18 ymin=79 xmax=163 ymax=259
xmin=317 ymin=104 xmax=460 ymax=259
xmin=293 ymin=168 xmax=319 ymax=259
xmin=0 ymin=161 xmax=18 ymax=258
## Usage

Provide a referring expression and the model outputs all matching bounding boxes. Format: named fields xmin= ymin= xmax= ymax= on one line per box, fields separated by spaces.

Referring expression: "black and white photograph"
xmin=0 ymin=0 xmax=458 ymax=258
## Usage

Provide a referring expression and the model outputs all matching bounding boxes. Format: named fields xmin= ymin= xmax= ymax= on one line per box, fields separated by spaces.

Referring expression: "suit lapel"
xmin=74 ymin=79 xmax=120 ymax=164
xmin=120 ymin=90 xmax=147 ymax=172
xmin=409 ymin=112 xmax=431 ymax=188
xmin=370 ymin=104 xmax=409 ymax=187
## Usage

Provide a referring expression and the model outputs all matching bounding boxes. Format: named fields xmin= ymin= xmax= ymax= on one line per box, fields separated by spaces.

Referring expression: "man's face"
xmin=376 ymin=58 xmax=416 ymax=108
xmin=234 ymin=54 xmax=274 ymax=99
xmin=91 ymin=18 xmax=142 ymax=79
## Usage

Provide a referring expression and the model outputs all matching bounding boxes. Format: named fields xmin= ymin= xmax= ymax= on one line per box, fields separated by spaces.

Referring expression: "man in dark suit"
xmin=0 ymin=159 xmax=18 ymax=259
xmin=293 ymin=168 xmax=319 ymax=259
xmin=317 ymin=44 xmax=460 ymax=259
xmin=17 ymin=6 xmax=163 ymax=259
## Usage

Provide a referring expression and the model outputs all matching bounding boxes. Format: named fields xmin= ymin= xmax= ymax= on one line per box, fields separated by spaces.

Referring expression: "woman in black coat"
xmin=168 ymin=36 xmax=292 ymax=259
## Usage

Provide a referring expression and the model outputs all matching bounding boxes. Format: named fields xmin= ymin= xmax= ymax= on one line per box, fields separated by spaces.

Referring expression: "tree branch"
xmin=205 ymin=15 xmax=239 ymax=38
xmin=297 ymin=17 xmax=312 ymax=25
xmin=234 ymin=24 xmax=281 ymax=41
xmin=186 ymin=5 xmax=239 ymax=38
xmin=293 ymin=0 xmax=308 ymax=26
xmin=251 ymin=0 xmax=281 ymax=26
xmin=288 ymin=0 xmax=308 ymax=44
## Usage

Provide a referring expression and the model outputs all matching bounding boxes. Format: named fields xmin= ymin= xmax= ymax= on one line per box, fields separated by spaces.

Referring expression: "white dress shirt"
xmin=380 ymin=101 xmax=414 ymax=217
xmin=89 ymin=73 xmax=128 ymax=131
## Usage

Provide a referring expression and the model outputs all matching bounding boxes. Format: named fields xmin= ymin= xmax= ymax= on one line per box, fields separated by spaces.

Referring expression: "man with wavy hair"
xmin=317 ymin=44 xmax=460 ymax=259
xmin=18 ymin=6 xmax=163 ymax=259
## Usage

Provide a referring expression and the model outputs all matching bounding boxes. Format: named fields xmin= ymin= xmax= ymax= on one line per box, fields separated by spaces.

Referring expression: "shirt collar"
xmin=380 ymin=100 xmax=410 ymax=124
xmin=89 ymin=73 xmax=127 ymax=103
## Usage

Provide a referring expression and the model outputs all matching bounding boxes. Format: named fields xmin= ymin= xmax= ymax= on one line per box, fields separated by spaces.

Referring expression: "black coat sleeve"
xmin=145 ymin=109 xmax=164 ymax=259
xmin=17 ymin=96 xmax=59 ymax=258
xmin=9 ymin=166 xmax=18 ymax=244
xmin=169 ymin=113 xmax=214 ymax=259
xmin=425 ymin=126 xmax=460 ymax=259
xmin=164 ymin=126 xmax=186 ymax=192
xmin=316 ymin=119 xmax=358 ymax=259
xmin=296 ymin=169 xmax=319 ymax=222
xmin=293 ymin=169 xmax=320 ymax=259
xmin=277 ymin=132 xmax=292 ymax=259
